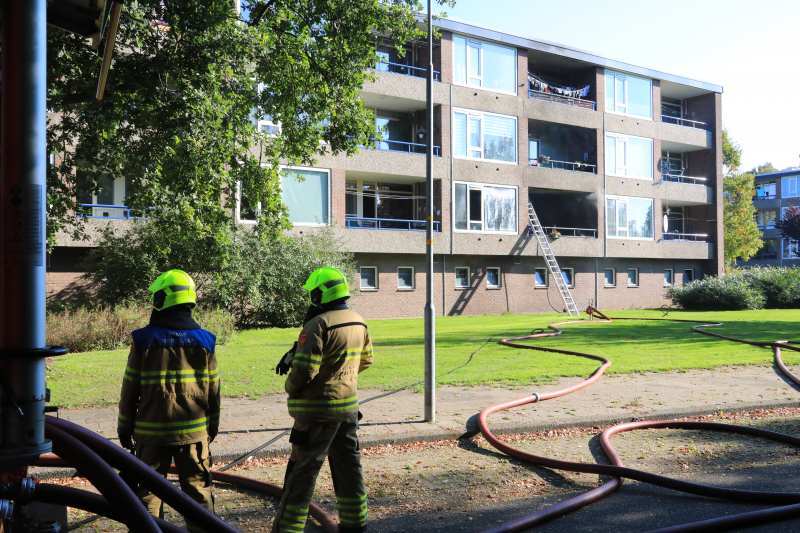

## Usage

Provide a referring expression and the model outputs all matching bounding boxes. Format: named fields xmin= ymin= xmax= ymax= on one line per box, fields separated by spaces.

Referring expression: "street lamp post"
xmin=424 ymin=0 xmax=436 ymax=422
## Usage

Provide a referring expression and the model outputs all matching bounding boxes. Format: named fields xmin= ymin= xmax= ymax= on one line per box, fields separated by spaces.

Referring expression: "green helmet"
xmin=148 ymin=269 xmax=197 ymax=311
xmin=302 ymin=267 xmax=350 ymax=306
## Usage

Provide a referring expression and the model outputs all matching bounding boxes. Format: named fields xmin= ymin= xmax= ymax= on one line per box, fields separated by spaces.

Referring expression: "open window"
xmin=454 ymin=181 xmax=517 ymax=234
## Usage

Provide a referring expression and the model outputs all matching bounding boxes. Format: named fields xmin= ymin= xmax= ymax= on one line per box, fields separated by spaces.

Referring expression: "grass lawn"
xmin=47 ymin=309 xmax=800 ymax=408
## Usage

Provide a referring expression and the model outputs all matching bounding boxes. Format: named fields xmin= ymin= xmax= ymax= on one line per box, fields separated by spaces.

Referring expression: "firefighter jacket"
xmin=285 ymin=306 xmax=373 ymax=423
xmin=118 ymin=325 xmax=221 ymax=446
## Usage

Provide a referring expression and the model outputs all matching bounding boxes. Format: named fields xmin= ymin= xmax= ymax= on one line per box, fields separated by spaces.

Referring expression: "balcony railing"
xmin=529 ymin=158 xmax=597 ymax=174
xmin=662 ymin=174 xmax=709 ymax=186
xmin=544 ymin=226 xmax=597 ymax=238
xmin=660 ymin=115 xmax=709 ymax=130
xmin=346 ymin=217 xmax=440 ymax=232
xmin=374 ymin=61 xmax=440 ymax=82
xmin=528 ymin=89 xmax=595 ymax=110
xmin=76 ymin=204 xmax=146 ymax=220
xmin=351 ymin=136 xmax=441 ymax=157
xmin=662 ymin=233 xmax=710 ymax=242
xmin=755 ymin=194 xmax=777 ymax=200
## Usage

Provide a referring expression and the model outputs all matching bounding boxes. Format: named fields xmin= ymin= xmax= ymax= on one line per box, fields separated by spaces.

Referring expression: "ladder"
xmin=527 ymin=201 xmax=580 ymax=316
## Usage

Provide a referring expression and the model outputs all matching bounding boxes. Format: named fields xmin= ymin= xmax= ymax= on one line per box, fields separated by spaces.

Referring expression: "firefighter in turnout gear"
xmin=272 ymin=267 xmax=373 ymax=533
xmin=118 ymin=270 xmax=220 ymax=532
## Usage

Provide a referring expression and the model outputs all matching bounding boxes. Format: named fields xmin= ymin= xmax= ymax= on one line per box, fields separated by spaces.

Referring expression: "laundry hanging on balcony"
xmin=528 ymin=73 xmax=589 ymax=99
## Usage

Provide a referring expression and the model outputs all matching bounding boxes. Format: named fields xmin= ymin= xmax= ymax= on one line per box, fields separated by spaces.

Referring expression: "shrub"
xmin=743 ymin=266 xmax=800 ymax=309
xmin=47 ymin=304 xmax=236 ymax=353
xmin=666 ymin=274 xmax=765 ymax=311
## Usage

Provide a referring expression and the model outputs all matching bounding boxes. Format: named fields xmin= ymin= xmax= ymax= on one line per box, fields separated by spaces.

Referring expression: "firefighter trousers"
xmin=272 ymin=414 xmax=367 ymax=533
xmin=135 ymin=440 xmax=215 ymax=533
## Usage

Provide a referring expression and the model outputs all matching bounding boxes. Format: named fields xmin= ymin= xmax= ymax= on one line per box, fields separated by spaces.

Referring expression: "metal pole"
xmin=423 ymin=0 xmax=436 ymax=423
xmin=0 ymin=0 xmax=52 ymax=464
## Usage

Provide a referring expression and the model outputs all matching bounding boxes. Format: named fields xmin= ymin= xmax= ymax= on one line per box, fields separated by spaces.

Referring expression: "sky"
xmin=443 ymin=0 xmax=800 ymax=172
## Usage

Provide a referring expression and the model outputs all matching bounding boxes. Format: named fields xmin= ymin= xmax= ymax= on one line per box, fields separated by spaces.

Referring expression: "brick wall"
xmin=331 ymin=168 xmax=347 ymax=228
xmin=652 ymin=79 xmax=661 ymax=121
xmin=439 ymin=31 xmax=453 ymax=85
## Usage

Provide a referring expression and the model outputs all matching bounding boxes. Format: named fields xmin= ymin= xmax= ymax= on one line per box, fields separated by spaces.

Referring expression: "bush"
xmin=47 ymin=304 xmax=236 ymax=353
xmin=667 ymin=266 xmax=800 ymax=311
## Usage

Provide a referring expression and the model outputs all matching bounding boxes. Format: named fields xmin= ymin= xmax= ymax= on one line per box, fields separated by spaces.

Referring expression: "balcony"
xmin=662 ymin=233 xmax=710 ymax=242
xmin=76 ymin=204 xmax=146 ymax=220
xmin=529 ymin=157 xmax=596 ymax=174
xmin=529 ymin=189 xmax=598 ymax=240
xmin=373 ymin=138 xmax=441 ymax=157
xmin=660 ymin=115 xmax=710 ymax=130
xmin=345 ymin=217 xmax=440 ymax=232
xmin=528 ymin=89 xmax=595 ymax=110
xmin=374 ymin=61 xmax=440 ymax=82
xmin=662 ymin=174 xmax=709 ymax=186
xmin=542 ymin=226 xmax=597 ymax=238
xmin=755 ymin=194 xmax=777 ymax=201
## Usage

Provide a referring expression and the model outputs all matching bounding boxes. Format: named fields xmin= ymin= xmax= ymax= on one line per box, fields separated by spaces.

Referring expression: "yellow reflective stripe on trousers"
xmin=117 ymin=413 xmax=134 ymax=428
xmin=132 ymin=416 xmax=210 ymax=435
xmin=275 ymin=504 xmax=308 ymax=533
xmin=287 ymin=396 xmax=358 ymax=413
xmin=123 ymin=366 xmax=140 ymax=382
xmin=338 ymin=495 xmax=368 ymax=525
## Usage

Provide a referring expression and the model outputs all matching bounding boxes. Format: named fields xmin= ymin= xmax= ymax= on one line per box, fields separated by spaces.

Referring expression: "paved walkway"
xmin=42 ymin=363 xmax=800 ymax=470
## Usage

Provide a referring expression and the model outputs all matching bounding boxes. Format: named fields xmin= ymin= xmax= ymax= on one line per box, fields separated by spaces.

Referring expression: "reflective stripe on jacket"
xmin=118 ymin=326 xmax=220 ymax=446
xmin=285 ymin=309 xmax=373 ymax=423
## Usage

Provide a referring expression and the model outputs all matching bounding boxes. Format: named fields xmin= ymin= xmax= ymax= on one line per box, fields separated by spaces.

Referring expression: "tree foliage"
xmin=722 ymin=127 xmax=741 ymax=174
xmin=776 ymin=203 xmax=800 ymax=243
xmin=47 ymin=0 xmax=451 ymax=246
xmin=749 ymin=162 xmax=779 ymax=175
xmin=723 ymin=171 xmax=761 ymax=268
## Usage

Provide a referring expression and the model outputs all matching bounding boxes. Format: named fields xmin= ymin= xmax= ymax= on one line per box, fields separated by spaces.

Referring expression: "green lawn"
xmin=47 ymin=309 xmax=800 ymax=408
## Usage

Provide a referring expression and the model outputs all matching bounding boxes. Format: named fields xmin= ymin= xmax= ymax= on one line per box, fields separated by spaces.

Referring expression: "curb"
xmin=31 ymin=399 xmax=800 ymax=481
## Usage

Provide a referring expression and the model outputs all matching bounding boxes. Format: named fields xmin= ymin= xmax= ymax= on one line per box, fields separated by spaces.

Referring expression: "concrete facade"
xmin=48 ymin=18 xmax=724 ymax=319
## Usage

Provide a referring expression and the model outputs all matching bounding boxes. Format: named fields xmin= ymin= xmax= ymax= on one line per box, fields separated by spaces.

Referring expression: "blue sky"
xmin=444 ymin=0 xmax=800 ymax=172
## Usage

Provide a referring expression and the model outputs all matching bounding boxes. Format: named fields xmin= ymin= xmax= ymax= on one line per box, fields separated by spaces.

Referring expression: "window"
xmin=453 ymin=109 xmax=517 ymax=163
xmin=454 ymin=182 xmax=517 ymax=233
xmin=534 ymin=267 xmax=547 ymax=287
xmin=782 ymin=176 xmax=799 ymax=198
xmin=755 ymin=239 xmax=777 ymax=259
xmin=755 ymin=209 xmax=777 ymax=229
xmin=372 ymin=108 xmax=412 ymax=150
xmin=605 ymin=133 xmax=653 ymax=179
xmin=783 ymin=239 xmax=800 ymax=259
xmin=455 ymin=267 xmax=470 ymax=288
xmin=756 ymin=181 xmax=776 ymax=198
xmin=561 ymin=268 xmax=574 ymax=288
xmin=360 ymin=267 xmax=378 ymax=289
xmin=605 ymin=70 xmax=652 ymax=119
xmin=664 ymin=269 xmax=673 ymax=286
xmin=627 ymin=268 xmax=639 ymax=287
xmin=607 ymin=196 xmax=654 ymax=239
xmin=346 ymin=179 xmax=416 ymax=226
xmin=664 ymin=206 xmax=685 ymax=234
xmin=397 ymin=267 xmax=414 ymax=289
xmin=683 ymin=269 xmax=695 ymax=284
xmin=280 ymin=168 xmax=330 ymax=225
xmin=661 ymin=97 xmax=682 ymax=123
xmin=604 ymin=268 xmax=615 ymax=287
xmin=345 ymin=181 xmax=358 ymax=217
xmin=661 ymin=151 xmax=684 ymax=177
xmin=486 ymin=267 xmax=501 ymax=288
xmin=453 ymin=35 xmax=517 ymax=94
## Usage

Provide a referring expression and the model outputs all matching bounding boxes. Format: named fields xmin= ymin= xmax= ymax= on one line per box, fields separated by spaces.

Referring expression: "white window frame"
xmin=452 ymin=34 xmax=517 ymax=96
xmin=606 ymin=195 xmax=655 ymax=241
xmin=236 ymin=180 xmax=259 ymax=225
xmin=782 ymin=176 xmax=799 ymax=198
xmin=452 ymin=181 xmax=518 ymax=235
xmin=604 ymin=268 xmax=616 ymax=287
xmin=486 ymin=267 xmax=501 ymax=289
xmin=534 ymin=267 xmax=548 ymax=288
xmin=455 ymin=267 xmax=470 ymax=289
xmin=605 ymin=132 xmax=654 ymax=180
xmin=280 ymin=166 xmax=331 ymax=228
xmin=756 ymin=209 xmax=777 ymax=229
xmin=452 ymin=108 xmax=518 ymax=165
xmin=397 ymin=266 xmax=415 ymax=290
xmin=627 ymin=268 xmax=639 ymax=287
xmin=783 ymin=239 xmax=800 ymax=259
xmin=561 ymin=268 xmax=574 ymax=288
xmin=255 ymin=83 xmax=282 ymax=136
xmin=360 ymin=266 xmax=378 ymax=290
xmin=664 ymin=269 xmax=674 ymax=286
xmin=605 ymin=70 xmax=653 ymax=120
xmin=683 ymin=269 xmax=695 ymax=285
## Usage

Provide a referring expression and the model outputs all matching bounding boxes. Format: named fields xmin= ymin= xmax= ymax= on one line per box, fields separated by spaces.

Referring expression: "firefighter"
xmin=117 ymin=269 xmax=220 ymax=533
xmin=272 ymin=267 xmax=373 ymax=533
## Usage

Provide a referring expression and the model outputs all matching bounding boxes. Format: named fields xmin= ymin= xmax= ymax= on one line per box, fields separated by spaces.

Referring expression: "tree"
xmin=722 ymin=127 xmax=741 ymax=174
xmin=47 ymin=0 xmax=452 ymax=246
xmin=776 ymin=203 xmax=800 ymax=243
xmin=750 ymin=162 xmax=779 ymax=175
xmin=723 ymin=171 xmax=762 ymax=268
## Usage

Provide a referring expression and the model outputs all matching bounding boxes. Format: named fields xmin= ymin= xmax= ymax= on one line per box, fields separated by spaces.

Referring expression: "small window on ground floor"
xmin=664 ymin=269 xmax=674 ymax=286
xmin=604 ymin=268 xmax=615 ymax=287
xmin=684 ymin=269 xmax=694 ymax=284
xmin=360 ymin=267 xmax=378 ymax=290
xmin=627 ymin=268 xmax=639 ymax=287
xmin=561 ymin=268 xmax=574 ymax=288
xmin=455 ymin=267 xmax=470 ymax=288
xmin=535 ymin=267 xmax=547 ymax=287
xmin=398 ymin=267 xmax=414 ymax=289
xmin=487 ymin=267 xmax=500 ymax=288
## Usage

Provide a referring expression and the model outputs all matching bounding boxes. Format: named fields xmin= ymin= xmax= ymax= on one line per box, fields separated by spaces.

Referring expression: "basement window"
xmin=561 ymin=268 xmax=574 ymax=288
xmin=486 ymin=267 xmax=501 ymax=288
xmin=604 ymin=268 xmax=615 ymax=287
xmin=627 ymin=268 xmax=639 ymax=287
xmin=397 ymin=267 xmax=415 ymax=289
xmin=360 ymin=267 xmax=378 ymax=290
xmin=683 ymin=269 xmax=695 ymax=284
xmin=664 ymin=269 xmax=674 ymax=286
xmin=455 ymin=267 xmax=470 ymax=289
xmin=534 ymin=267 xmax=547 ymax=287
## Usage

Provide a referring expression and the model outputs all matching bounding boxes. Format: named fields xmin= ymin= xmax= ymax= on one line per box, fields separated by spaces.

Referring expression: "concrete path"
xmin=44 ymin=363 xmax=800 ymax=467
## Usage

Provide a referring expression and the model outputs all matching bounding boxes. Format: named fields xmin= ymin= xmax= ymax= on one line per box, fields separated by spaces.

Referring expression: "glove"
xmin=119 ymin=434 xmax=134 ymax=451
xmin=276 ymin=342 xmax=298 ymax=375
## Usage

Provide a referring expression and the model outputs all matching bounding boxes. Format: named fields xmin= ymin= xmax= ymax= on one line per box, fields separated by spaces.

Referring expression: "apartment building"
xmin=737 ymin=169 xmax=800 ymax=267
xmin=48 ymin=18 xmax=724 ymax=319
